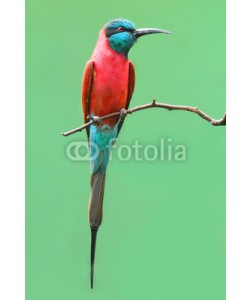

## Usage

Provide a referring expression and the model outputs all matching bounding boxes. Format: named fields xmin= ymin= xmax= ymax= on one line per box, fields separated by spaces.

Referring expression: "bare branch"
xmin=62 ymin=100 xmax=226 ymax=137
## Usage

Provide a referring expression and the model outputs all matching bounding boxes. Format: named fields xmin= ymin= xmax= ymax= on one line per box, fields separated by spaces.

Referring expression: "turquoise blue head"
xmin=105 ymin=19 xmax=171 ymax=57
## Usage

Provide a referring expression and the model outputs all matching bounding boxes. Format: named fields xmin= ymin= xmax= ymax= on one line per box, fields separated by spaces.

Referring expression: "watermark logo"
xmin=66 ymin=138 xmax=187 ymax=162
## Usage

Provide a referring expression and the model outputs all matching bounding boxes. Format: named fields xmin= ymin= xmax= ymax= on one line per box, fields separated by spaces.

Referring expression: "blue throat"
xmin=108 ymin=33 xmax=136 ymax=56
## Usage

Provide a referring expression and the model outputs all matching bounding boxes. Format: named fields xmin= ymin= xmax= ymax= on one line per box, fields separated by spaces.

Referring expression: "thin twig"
xmin=62 ymin=100 xmax=226 ymax=137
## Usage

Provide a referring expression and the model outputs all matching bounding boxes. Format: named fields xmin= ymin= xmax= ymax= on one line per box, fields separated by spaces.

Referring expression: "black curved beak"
xmin=134 ymin=28 xmax=172 ymax=38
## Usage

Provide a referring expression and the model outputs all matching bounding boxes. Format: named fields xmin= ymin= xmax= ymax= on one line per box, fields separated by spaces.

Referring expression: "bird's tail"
xmin=88 ymin=168 xmax=106 ymax=289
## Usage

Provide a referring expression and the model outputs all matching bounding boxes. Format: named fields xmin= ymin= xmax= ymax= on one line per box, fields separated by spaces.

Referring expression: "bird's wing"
xmin=117 ymin=61 xmax=135 ymax=135
xmin=82 ymin=60 xmax=95 ymax=138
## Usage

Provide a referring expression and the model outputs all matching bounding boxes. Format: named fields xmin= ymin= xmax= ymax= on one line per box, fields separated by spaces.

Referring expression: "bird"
xmin=81 ymin=18 xmax=171 ymax=288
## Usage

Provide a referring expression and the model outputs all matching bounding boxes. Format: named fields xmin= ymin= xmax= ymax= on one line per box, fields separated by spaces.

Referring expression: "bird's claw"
xmin=119 ymin=108 xmax=127 ymax=120
xmin=91 ymin=116 xmax=103 ymax=127
xmin=117 ymin=108 xmax=128 ymax=126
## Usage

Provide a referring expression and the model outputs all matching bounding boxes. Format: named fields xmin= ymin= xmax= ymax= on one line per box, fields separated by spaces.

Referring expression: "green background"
xmin=26 ymin=0 xmax=226 ymax=299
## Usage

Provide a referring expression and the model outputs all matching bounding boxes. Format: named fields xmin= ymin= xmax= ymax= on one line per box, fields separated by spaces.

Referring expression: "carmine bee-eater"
xmin=81 ymin=18 xmax=171 ymax=288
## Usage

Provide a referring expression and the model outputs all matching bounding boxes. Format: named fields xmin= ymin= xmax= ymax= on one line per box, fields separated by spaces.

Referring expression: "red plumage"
xmin=82 ymin=29 xmax=135 ymax=130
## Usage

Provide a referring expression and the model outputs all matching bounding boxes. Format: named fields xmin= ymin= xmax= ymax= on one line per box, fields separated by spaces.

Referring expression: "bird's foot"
xmin=117 ymin=108 xmax=128 ymax=127
xmin=90 ymin=115 xmax=103 ymax=127
xmin=120 ymin=108 xmax=128 ymax=120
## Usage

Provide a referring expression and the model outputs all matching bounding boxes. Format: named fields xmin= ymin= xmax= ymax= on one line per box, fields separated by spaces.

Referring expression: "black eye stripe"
xmin=105 ymin=28 xmax=135 ymax=37
xmin=105 ymin=28 xmax=117 ymax=37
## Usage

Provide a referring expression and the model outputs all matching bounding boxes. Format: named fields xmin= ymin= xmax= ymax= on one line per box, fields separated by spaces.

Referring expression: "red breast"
xmin=89 ymin=29 xmax=129 ymax=127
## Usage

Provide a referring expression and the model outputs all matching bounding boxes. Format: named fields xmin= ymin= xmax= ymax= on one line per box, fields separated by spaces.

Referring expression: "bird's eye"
xmin=118 ymin=26 xmax=125 ymax=32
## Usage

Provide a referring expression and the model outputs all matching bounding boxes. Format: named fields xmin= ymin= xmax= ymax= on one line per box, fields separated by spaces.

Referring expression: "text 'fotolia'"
xmin=66 ymin=138 xmax=187 ymax=162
